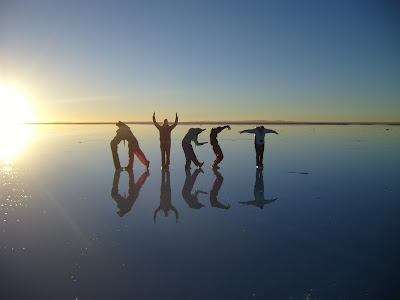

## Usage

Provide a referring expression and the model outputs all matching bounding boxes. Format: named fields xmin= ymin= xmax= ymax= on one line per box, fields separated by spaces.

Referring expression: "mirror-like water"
xmin=1 ymin=124 xmax=399 ymax=299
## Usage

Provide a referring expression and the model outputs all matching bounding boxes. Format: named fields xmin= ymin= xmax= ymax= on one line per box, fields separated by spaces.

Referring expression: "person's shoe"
xmin=198 ymin=162 xmax=204 ymax=168
xmin=212 ymin=165 xmax=220 ymax=169
xmin=125 ymin=165 xmax=133 ymax=170
xmin=185 ymin=166 xmax=191 ymax=170
xmin=145 ymin=161 xmax=150 ymax=170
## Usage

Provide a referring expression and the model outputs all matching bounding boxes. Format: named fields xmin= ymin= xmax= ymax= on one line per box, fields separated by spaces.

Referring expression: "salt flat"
xmin=1 ymin=124 xmax=399 ymax=299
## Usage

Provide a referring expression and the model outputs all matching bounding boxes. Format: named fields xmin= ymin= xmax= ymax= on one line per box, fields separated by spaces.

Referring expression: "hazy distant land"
xmin=20 ymin=121 xmax=400 ymax=125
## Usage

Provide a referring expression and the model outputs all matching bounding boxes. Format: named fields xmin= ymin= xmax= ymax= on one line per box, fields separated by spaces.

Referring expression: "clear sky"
xmin=1 ymin=0 xmax=399 ymax=122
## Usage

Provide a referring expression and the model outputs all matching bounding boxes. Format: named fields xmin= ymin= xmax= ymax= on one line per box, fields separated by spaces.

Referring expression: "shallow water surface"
xmin=0 ymin=124 xmax=399 ymax=299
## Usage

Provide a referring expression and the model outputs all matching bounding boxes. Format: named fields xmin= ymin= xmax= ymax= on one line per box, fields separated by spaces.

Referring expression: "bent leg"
xmin=133 ymin=142 xmax=149 ymax=167
xmin=111 ymin=136 xmax=123 ymax=169
xmin=186 ymin=143 xmax=200 ymax=166
xmin=212 ymin=144 xmax=224 ymax=166
xmin=182 ymin=141 xmax=200 ymax=168
xmin=182 ymin=142 xmax=192 ymax=168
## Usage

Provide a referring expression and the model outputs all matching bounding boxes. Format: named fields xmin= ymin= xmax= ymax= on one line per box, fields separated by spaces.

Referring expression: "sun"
xmin=0 ymin=85 xmax=35 ymax=125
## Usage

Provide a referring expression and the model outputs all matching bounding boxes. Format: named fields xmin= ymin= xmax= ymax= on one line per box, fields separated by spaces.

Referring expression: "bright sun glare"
xmin=0 ymin=85 xmax=35 ymax=161
xmin=0 ymin=85 xmax=35 ymax=125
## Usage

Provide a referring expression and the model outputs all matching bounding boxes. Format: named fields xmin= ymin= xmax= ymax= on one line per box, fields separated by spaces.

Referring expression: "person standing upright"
xmin=239 ymin=126 xmax=278 ymax=168
xmin=153 ymin=112 xmax=178 ymax=169
xmin=210 ymin=125 xmax=230 ymax=169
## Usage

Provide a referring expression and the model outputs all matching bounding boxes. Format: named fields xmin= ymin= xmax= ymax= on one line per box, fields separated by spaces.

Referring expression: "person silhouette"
xmin=182 ymin=128 xmax=207 ymax=169
xmin=210 ymin=125 xmax=231 ymax=169
xmin=209 ymin=169 xmax=230 ymax=209
xmin=111 ymin=168 xmax=149 ymax=217
xmin=153 ymin=169 xmax=178 ymax=223
xmin=110 ymin=121 xmax=150 ymax=170
xmin=182 ymin=168 xmax=207 ymax=209
xmin=153 ymin=112 xmax=178 ymax=169
xmin=239 ymin=126 xmax=278 ymax=169
xmin=238 ymin=168 xmax=277 ymax=209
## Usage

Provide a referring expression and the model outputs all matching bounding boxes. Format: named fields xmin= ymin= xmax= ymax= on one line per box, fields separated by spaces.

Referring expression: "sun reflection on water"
xmin=0 ymin=124 xmax=34 ymax=162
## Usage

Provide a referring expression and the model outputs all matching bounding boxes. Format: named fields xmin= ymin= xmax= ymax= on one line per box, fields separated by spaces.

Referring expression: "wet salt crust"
xmin=1 ymin=124 xmax=399 ymax=299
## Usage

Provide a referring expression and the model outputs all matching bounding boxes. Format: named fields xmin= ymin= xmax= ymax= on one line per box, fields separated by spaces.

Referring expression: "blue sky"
xmin=1 ymin=0 xmax=399 ymax=122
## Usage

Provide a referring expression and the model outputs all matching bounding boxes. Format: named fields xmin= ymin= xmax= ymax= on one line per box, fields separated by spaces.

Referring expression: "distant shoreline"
xmin=19 ymin=121 xmax=400 ymax=126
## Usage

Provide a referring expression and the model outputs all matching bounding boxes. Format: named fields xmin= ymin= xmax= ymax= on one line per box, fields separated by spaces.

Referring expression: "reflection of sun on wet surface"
xmin=0 ymin=124 xmax=34 ymax=161
xmin=0 ymin=162 xmax=32 ymax=218
xmin=0 ymin=162 xmax=32 ymax=255
xmin=0 ymin=124 xmax=34 ymax=254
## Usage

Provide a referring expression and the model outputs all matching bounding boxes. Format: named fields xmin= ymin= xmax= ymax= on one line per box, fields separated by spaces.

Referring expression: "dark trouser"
xmin=160 ymin=142 xmax=171 ymax=167
xmin=127 ymin=141 xmax=149 ymax=168
xmin=212 ymin=143 xmax=224 ymax=167
xmin=182 ymin=141 xmax=201 ymax=168
xmin=255 ymin=143 xmax=265 ymax=167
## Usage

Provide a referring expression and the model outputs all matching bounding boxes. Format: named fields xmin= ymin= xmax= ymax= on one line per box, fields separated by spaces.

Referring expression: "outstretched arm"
xmin=152 ymin=112 xmax=161 ymax=129
xmin=265 ymin=129 xmax=278 ymax=135
xmin=239 ymin=128 xmax=256 ymax=134
xmin=193 ymin=133 xmax=208 ymax=146
xmin=170 ymin=112 xmax=178 ymax=130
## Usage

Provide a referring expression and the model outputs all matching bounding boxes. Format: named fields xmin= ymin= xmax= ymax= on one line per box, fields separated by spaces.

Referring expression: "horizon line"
xmin=18 ymin=121 xmax=400 ymax=125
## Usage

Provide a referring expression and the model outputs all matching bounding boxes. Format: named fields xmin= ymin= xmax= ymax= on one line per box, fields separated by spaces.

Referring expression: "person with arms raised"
xmin=153 ymin=112 xmax=178 ymax=169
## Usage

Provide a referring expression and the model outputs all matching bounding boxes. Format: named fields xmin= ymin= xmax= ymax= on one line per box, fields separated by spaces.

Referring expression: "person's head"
xmin=163 ymin=119 xmax=168 ymax=126
xmin=258 ymin=125 xmax=264 ymax=132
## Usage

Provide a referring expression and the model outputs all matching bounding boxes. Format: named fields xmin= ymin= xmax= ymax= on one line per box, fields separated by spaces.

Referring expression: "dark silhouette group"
xmin=110 ymin=114 xmax=279 ymax=171
xmin=109 ymin=115 xmax=279 ymax=221
xmin=110 ymin=166 xmax=277 ymax=220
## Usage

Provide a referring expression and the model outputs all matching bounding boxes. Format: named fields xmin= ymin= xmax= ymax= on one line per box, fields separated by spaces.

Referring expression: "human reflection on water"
xmin=182 ymin=169 xmax=207 ymax=209
xmin=209 ymin=170 xmax=230 ymax=209
xmin=238 ymin=168 xmax=277 ymax=209
xmin=154 ymin=170 xmax=178 ymax=223
xmin=111 ymin=168 xmax=149 ymax=217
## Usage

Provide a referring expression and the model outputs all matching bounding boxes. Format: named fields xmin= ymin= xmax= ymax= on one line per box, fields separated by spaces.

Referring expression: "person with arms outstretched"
xmin=210 ymin=125 xmax=230 ymax=169
xmin=239 ymin=125 xmax=278 ymax=169
xmin=110 ymin=121 xmax=150 ymax=170
xmin=238 ymin=168 xmax=277 ymax=209
xmin=153 ymin=112 xmax=178 ymax=169
xmin=182 ymin=128 xmax=207 ymax=169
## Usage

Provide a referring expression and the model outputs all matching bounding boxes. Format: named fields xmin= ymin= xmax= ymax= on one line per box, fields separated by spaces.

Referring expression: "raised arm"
xmin=170 ymin=112 xmax=178 ymax=130
xmin=216 ymin=125 xmax=231 ymax=134
xmin=152 ymin=112 xmax=161 ymax=129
